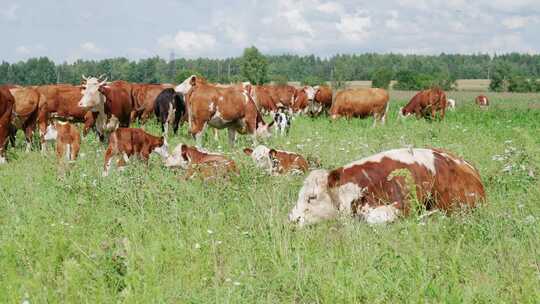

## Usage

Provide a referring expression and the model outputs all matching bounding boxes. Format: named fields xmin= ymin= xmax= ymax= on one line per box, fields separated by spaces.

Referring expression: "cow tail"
xmin=383 ymin=98 xmax=390 ymax=121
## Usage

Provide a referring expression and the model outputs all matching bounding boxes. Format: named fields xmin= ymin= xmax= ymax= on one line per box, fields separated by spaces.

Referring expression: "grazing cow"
xmin=79 ymin=77 xmax=133 ymax=132
xmin=131 ymin=83 xmax=173 ymax=123
xmin=165 ymin=144 xmax=237 ymax=172
xmin=273 ymin=108 xmax=290 ymax=136
xmin=400 ymin=88 xmax=447 ymax=120
xmin=475 ymin=95 xmax=489 ymax=108
xmin=103 ymin=128 xmax=168 ymax=176
xmin=447 ymin=98 xmax=456 ymax=111
xmin=291 ymin=86 xmax=316 ymax=114
xmin=252 ymin=86 xmax=278 ymax=114
xmin=331 ymin=88 xmax=390 ymax=126
xmin=154 ymin=88 xmax=185 ymax=136
xmin=306 ymin=85 xmax=333 ymax=116
xmin=37 ymin=84 xmax=100 ymax=145
xmin=8 ymin=86 xmax=42 ymax=151
xmin=0 ymin=87 xmax=14 ymax=164
xmin=43 ymin=121 xmax=81 ymax=162
xmin=176 ymin=76 xmax=272 ymax=147
xmin=288 ymin=148 xmax=485 ymax=227
xmin=243 ymin=145 xmax=308 ymax=175
xmin=264 ymin=84 xmax=297 ymax=112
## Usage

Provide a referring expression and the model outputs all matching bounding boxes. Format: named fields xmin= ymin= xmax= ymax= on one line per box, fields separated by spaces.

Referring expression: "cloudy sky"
xmin=1 ymin=0 xmax=539 ymax=62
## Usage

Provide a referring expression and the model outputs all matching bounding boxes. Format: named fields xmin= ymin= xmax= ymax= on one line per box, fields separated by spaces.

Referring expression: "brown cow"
xmin=252 ymin=86 xmax=278 ymax=114
xmin=8 ymin=86 xmax=42 ymax=151
xmin=37 ymin=84 xmax=99 ymax=145
xmin=103 ymin=128 xmax=168 ymax=176
xmin=43 ymin=121 xmax=81 ymax=162
xmin=165 ymin=144 xmax=237 ymax=178
xmin=288 ymin=148 xmax=486 ymax=227
xmin=400 ymin=88 xmax=447 ymax=120
xmin=310 ymin=85 xmax=333 ymax=115
xmin=0 ymin=87 xmax=14 ymax=164
xmin=475 ymin=95 xmax=489 ymax=108
xmin=131 ymin=83 xmax=173 ymax=123
xmin=331 ymin=88 xmax=390 ymax=126
xmin=175 ymin=76 xmax=271 ymax=147
xmin=243 ymin=145 xmax=308 ymax=175
xmin=291 ymin=86 xmax=316 ymax=114
xmin=265 ymin=84 xmax=296 ymax=111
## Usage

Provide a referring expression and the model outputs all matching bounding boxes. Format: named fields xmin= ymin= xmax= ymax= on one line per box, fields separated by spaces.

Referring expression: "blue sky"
xmin=1 ymin=0 xmax=539 ymax=62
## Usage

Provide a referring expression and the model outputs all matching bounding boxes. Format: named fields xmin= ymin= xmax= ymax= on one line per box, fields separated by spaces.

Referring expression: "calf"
xmin=475 ymin=95 xmax=489 ymax=108
xmin=43 ymin=121 xmax=81 ymax=162
xmin=400 ymin=88 xmax=447 ymax=120
xmin=288 ymin=148 xmax=485 ymax=227
xmin=243 ymin=145 xmax=308 ymax=175
xmin=103 ymin=128 xmax=168 ymax=176
xmin=273 ymin=108 xmax=290 ymax=136
xmin=447 ymin=99 xmax=456 ymax=111
xmin=165 ymin=143 xmax=234 ymax=169
xmin=154 ymin=88 xmax=185 ymax=136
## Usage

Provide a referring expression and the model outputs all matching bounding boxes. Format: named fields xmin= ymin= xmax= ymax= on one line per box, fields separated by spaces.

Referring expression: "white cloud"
xmin=316 ymin=1 xmax=344 ymax=14
xmin=158 ymin=31 xmax=217 ymax=57
xmin=0 ymin=4 xmax=18 ymax=21
xmin=336 ymin=10 xmax=372 ymax=42
xmin=80 ymin=42 xmax=104 ymax=54
xmin=278 ymin=0 xmax=315 ymax=36
xmin=502 ymin=16 xmax=537 ymax=30
xmin=15 ymin=46 xmax=30 ymax=55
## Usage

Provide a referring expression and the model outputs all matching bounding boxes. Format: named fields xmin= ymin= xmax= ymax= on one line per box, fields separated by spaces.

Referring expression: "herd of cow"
xmin=0 ymin=75 xmax=492 ymax=227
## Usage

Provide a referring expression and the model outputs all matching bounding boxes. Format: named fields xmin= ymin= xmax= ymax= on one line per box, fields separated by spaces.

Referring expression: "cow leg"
xmin=213 ymin=129 xmax=219 ymax=141
xmin=103 ymin=146 xmax=115 ymax=177
xmin=372 ymin=114 xmax=378 ymax=128
xmin=72 ymin=142 xmax=80 ymax=161
xmin=191 ymin=121 xmax=207 ymax=148
xmin=24 ymin=126 xmax=33 ymax=153
xmin=227 ymin=128 xmax=236 ymax=147
xmin=83 ymin=112 xmax=96 ymax=137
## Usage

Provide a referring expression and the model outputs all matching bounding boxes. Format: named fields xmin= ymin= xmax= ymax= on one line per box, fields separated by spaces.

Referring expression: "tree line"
xmin=1 ymin=48 xmax=540 ymax=92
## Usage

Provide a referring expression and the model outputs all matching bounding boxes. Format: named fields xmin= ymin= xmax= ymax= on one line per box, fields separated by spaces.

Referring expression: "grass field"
xmin=1 ymin=91 xmax=539 ymax=303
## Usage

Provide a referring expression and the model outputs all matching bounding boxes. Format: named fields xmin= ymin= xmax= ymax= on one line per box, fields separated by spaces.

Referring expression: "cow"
xmin=154 ymin=88 xmax=185 ymax=137
xmin=43 ymin=121 xmax=81 ymax=162
xmin=7 ymin=86 xmax=42 ymax=152
xmin=79 ymin=77 xmax=133 ymax=134
xmin=164 ymin=144 xmax=237 ymax=179
xmin=243 ymin=145 xmax=309 ymax=175
xmin=313 ymin=85 xmax=333 ymax=113
xmin=252 ymin=86 xmax=278 ymax=115
xmin=291 ymin=86 xmax=316 ymax=114
xmin=447 ymin=98 xmax=456 ymax=111
xmin=175 ymin=75 xmax=272 ymax=147
xmin=37 ymin=84 xmax=100 ymax=146
xmin=399 ymin=88 xmax=447 ymax=120
xmin=103 ymin=128 xmax=168 ymax=176
xmin=0 ymin=87 xmax=14 ymax=164
xmin=288 ymin=148 xmax=485 ymax=227
xmin=330 ymin=88 xmax=390 ymax=126
xmin=475 ymin=95 xmax=489 ymax=108
xmin=131 ymin=83 xmax=173 ymax=123
xmin=272 ymin=107 xmax=290 ymax=136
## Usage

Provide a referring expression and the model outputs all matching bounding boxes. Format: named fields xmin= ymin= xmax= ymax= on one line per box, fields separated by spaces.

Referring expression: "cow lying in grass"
xmin=165 ymin=144 xmax=237 ymax=180
xmin=103 ymin=128 xmax=168 ymax=176
xmin=288 ymin=148 xmax=485 ymax=227
xmin=243 ymin=145 xmax=308 ymax=175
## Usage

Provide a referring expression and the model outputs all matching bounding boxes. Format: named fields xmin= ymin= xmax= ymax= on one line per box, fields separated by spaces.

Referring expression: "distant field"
xmin=0 ymin=91 xmax=539 ymax=302
xmin=289 ymin=79 xmax=493 ymax=91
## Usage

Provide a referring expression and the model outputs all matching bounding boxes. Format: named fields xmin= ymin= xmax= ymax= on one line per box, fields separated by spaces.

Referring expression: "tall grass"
xmin=0 ymin=92 xmax=539 ymax=303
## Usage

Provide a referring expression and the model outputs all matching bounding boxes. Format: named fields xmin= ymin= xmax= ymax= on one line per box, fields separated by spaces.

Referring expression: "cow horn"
xmin=98 ymin=78 xmax=108 ymax=86
xmin=98 ymin=74 xmax=106 ymax=81
xmin=82 ymin=74 xmax=88 ymax=81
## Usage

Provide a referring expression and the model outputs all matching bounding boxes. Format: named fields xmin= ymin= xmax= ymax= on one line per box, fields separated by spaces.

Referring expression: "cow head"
xmin=256 ymin=120 xmax=273 ymax=138
xmin=152 ymin=137 xmax=169 ymax=159
xmin=398 ymin=107 xmax=410 ymax=119
xmin=288 ymin=169 xmax=339 ymax=227
xmin=165 ymin=144 xmax=189 ymax=168
xmin=175 ymin=75 xmax=197 ymax=95
xmin=43 ymin=123 xmax=58 ymax=141
xmin=244 ymin=145 xmax=273 ymax=173
xmin=79 ymin=75 xmax=107 ymax=108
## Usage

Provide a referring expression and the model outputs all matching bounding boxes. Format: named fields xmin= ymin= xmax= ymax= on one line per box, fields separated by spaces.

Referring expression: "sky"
xmin=1 ymin=0 xmax=540 ymax=63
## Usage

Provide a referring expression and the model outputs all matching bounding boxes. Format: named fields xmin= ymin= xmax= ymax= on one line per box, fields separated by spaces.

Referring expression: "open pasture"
xmin=1 ymin=91 xmax=539 ymax=303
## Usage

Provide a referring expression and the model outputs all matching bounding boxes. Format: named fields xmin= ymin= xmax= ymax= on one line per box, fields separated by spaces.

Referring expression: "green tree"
xmin=372 ymin=67 xmax=393 ymax=89
xmin=240 ymin=46 xmax=269 ymax=85
xmin=302 ymin=75 xmax=325 ymax=86
xmin=489 ymin=62 xmax=512 ymax=92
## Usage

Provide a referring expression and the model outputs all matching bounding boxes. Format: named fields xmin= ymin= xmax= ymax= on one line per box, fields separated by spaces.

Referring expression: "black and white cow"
xmin=154 ymin=88 xmax=185 ymax=136
xmin=273 ymin=107 xmax=291 ymax=136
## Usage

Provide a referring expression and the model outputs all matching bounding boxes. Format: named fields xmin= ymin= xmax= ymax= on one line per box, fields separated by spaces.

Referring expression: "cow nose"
xmin=288 ymin=213 xmax=301 ymax=224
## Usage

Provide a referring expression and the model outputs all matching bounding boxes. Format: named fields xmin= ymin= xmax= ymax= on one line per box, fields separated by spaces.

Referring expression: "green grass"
xmin=1 ymin=92 xmax=539 ymax=303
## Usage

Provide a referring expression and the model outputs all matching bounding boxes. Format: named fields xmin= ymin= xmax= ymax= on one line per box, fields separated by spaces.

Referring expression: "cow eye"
xmin=307 ymin=195 xmax=316 ymax=203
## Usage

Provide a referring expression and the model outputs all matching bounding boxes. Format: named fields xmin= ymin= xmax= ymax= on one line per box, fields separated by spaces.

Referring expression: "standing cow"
xmin=475 ymin=95 xmax=489 ymax=108
xmin=8 ymin=86 xmax=42 ymax=152
xmin=400 ymin=88 xmax=447 ymax=120
xmin=0 ymin=87 xmax=14 ymax=164
xmin=154 ymin=88 xmax=185 ymax=136
xmin=288 ymin=148 xmax=486 ymax=227
xmin=308 ymin=85 xmax=333 ymax=116
xmin=330 ymin=88 xmax=390 ymax=126
xmin=131 ymin=83 xmax=173 ymax=123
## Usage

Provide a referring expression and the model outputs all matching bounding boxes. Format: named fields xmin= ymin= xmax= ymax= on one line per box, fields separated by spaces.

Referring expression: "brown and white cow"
xmin=330 ymin=88 xmax=389 ymax=126
xmin=288 ymin=148 xmax=485 ymax=227
xmin=475 ymin=95 xmax=489 ymax=108
xmin=308 ymin=85 xmax=333 ymax=116
xmin=175 ymin=76 xmax=271 ymax=147
xmin=252 ymin=86 xmax=278 ymax=115
xmin=164 ymin=143 xmax=237 ymax=179
xmin=43 ymin=121 xmax=81 ymax=162
xmin=400 ymin=88 xmax=447 ymax=120
xmin=243 ymin=145 xmax=309 ymax=175
xmin=8 ymin=86 xmax=42 ymax=151
xmin=103 ymin=128 xmax=168 ymax=176
xmin=264 ymin=84 xmax=297 ymax=112
xmin=0 ymin=86 xmax=14 ymax=164
xmin=291 ymin=86 xmax=316 ymax=115
xmin=131 ymin=83 xmax=173 ymax=123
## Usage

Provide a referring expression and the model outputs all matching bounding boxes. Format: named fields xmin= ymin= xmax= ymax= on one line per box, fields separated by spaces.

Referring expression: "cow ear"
xmin=180 ymin=144 xmax=188 ymax=160
xmin=243 ymin=148 xmax=253 ymax=156
xmin=190 ymin=76 xmax=197 ymax=86
xmin=268 ymin=120 xmax=275 ymax=128
xmin=269 ymin=149 xmax=277 ymax=158
xmin=327 ymin=168 xmax=343 ymax=188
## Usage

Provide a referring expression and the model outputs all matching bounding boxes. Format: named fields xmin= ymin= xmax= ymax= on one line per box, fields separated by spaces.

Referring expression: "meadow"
xmin=0 ymin=90 xmax=539 ymax=303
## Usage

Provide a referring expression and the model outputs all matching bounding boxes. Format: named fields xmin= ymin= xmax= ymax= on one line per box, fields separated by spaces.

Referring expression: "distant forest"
xmin=1 ymin=53 xmax=539 ymax=87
